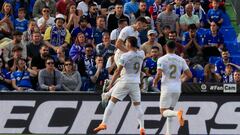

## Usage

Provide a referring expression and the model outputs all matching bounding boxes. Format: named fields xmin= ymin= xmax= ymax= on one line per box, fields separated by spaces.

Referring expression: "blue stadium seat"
xmin=220 ymin=27 xmax=237 ymax=42
xmin=209 ymin=56 xmax=221 ymax=64
xmin=221 ymin=12 xmax=232 ymax=27
xmin=231 ymin=56 xmax=240 ymax=66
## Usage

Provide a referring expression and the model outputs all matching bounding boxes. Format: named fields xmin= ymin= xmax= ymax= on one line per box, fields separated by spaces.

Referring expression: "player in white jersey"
xmin=153 ymin=40 xmax=192 ymax=135
xmin=94 ymin=37 xmax=146 ymax=135
xmin=101 ymin=17 xmax=148 ymax=105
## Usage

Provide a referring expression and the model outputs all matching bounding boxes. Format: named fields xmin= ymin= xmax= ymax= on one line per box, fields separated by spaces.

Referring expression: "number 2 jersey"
xmin=157 ymin=53 xmax=189 ymax=92
xmin=119 ymin=50 xmax=145 ymax=84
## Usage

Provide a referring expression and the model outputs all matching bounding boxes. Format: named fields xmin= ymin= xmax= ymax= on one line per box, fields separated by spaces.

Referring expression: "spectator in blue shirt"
xmin=142 ymin=46 xmax=160 ymax=92
xmin=182 ymin=24 xmax=202 ymax=58
xmin=207 ymin=0 xmax=223 ymax=27
xmin=202 ymin=21 xmax=223 ymax=61
xmin=88 ymin=55 xmax=108 ymax=91
xmin=10 ymin=0 xmax=28 ymax=18
xmin=124 ymin=0 xmax=139 ymax=23
xmin=193 ymin=0 xmax=207 ymax=28
xmin=71 ymin=15 xmax=93 ymax=44
xmin=0 ymin=57 xmax=11 ymax=91
xmin=92 ymin=15 xmax=107 ymax=45
xmin=11 ymin=58 xmax=37 ymax=91
xmin=14 ymin=8 xmax=29 ymax=33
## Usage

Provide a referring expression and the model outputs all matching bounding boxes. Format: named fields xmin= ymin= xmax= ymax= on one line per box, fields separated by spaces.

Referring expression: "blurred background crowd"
xmin=0 ymin=0 xmax=240 ymax=92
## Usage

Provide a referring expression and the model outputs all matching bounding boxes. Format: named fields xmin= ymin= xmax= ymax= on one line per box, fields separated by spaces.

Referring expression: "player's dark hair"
xmin=135 ymin=16 xmax=148 ymax=24
xmin=126 ymin=36 xmax=138 ymax=49
xmin=151 ymin=46 xmax=160 ymax=51
xmin=166 ymin=40 xmax=176 ymax=49
xmin=188 ymin=24 xmax=197 ymax=30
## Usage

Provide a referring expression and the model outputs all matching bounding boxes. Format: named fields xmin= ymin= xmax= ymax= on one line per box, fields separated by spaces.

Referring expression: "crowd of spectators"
xmin=0 ymin=0 xmax=239 ymax=92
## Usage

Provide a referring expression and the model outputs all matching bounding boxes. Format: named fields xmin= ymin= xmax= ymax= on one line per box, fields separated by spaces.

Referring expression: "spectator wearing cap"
xmin=33 ymin=0 xmax=56 ymax=19
xmin=100 ymin=0 xmax=119 ymax=17
xmin=71 ymin=15 xmax=93 ymax=44
xmin=37 ymin=6 xmax=55 ymax=34
xmin=86 ymin=3 xmax=99 ymax=28
xmin=141 ymin=30 xmax=163 ymax=58
xmin=56 ymin=0 xmax=75 ymax=15
xmin=110 ymin=19 xmax=128 ymax=44
xmin=6 ymin=46 xmax=23 ymax=72
xmin=134 ymin=0 xmax=151 ymax=19
xmin=44 ymin=14 xmax=71 ymax=56
xmin=3 ymin=31 xmax=27 ymax=62
xmin=180 ymin=4 xmax=200 ymax=32
xmin=96 ymin=32 xmax=115 ymax=66
xmin=38 ymin=57 xmax=62 ymax=91
xmin=106 ymin=2 xmax=130 ymax=33
xmin=92 ymin=15 xmax=107 ymax=45
xmin=156 ymin=2 xmax=180 ymax=38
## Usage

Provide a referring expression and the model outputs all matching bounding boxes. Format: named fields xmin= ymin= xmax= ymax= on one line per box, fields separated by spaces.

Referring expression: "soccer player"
xmin=94 ymin=36 xmax=146 ymax=135
xmin=153 ymin=40 xmax=192 ymax=135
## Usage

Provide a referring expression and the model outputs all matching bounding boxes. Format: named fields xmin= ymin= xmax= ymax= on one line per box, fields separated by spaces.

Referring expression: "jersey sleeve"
xmin=182 ymin=59 xmax=190 ymax=72
xmin=118 ymin=28 xmax=128 ymax=41
xmin=119 ymin=54 xmax=127 ymax=66
xmin=157 ymin=58 xmax=164 ymax=70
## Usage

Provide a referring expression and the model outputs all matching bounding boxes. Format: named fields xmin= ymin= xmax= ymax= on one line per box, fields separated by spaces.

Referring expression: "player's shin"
xmin=102 ymin=100 xmax=116 ymax=124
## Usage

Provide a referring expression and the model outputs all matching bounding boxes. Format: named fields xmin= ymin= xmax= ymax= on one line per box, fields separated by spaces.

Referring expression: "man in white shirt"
xmin=153 ymin=40 xmax=192 ymax=135
xmin=37 ymin=6 xmax=55 ymax=34
xmin=94 ymin=36 xmax=146 ymax=135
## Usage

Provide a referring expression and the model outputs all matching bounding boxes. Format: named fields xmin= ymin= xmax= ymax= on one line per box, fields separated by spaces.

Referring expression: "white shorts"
xmin=159 ymin=92 xmax=181 ymax=109
xmin=111 ymin=83 xmax=141 ymax=102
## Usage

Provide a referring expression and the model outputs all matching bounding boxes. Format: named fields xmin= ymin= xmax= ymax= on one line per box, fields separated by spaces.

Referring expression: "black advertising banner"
xmin=0 ymin=92 xmax=240 ymax=134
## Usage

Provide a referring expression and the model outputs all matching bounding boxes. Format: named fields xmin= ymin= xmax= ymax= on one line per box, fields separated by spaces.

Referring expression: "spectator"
xmin=71 ymin=15 xmax=93 ymax=44
xmin=105 ymin=54 xmax=116 ymax=79
xmin=173 ymin=0 xmax=185 ymax=17
xmin=92 ymin=15 xmax=107 ymax=45
xmin=110 ymin=19 xmax=128 ymax=44
xmin=38 ymin=57 xmax=62 ymax=91
xmin=77 ymin=0 xmax=92 ymax=16
xmin=214 ymin=49 xmax=232 ymax=80
xmin=141 ymin=30 xmax=163 ymax=58
xmin=193 ymin=0 xmax=207 ymax=28
xmin=9 ymin=0 xmax=28 ymax=18
xmin=27 ymin=31 xmax=43 ymax=61
xmin=44 ymin=14 xmax=71 ymax=56
xmin=22 ymin=19 xmax=39 ymax=46
xmin=11 ymin=58 xmax=37 ymax=91
xmin=158 ymin=25 xmax=170 ymax=46
xmin=31 ymin=45 xmax=50 ymax=89
xmin=134 ymin=0 xmax=151 ymax=19
xmin=0 ymin=57 xmax=11 ymax=91
xmin=37 ymin=7 xmax=55 ymax=34
xmin=69 ymin=32 xmax=86 ymax=62
xmin=100 ymin=0 xmax=118 ymax=17
xmin=234 ymin=70 xmax=240 ymax=85
xmin=56 ymin=0 xmax=75 ymax=15
xmin=61 ymin=59 xmax=82 ymax=91
xmin=86 ymin=3 xmax=99 ymax=28
xmin=180 ymin=4 xmax=200 ymax=32
xmin=124 ymin=0 xmax=139 ymax=18
xmin=204 ymin=63 xmax=220 ymax=83
xmin=149 ymin=0 xmax=164 ymax=22
xmin=3 ymin=31 xmax=27 ymax=62
xmin=0 ymin=2 xmax=14 ymax=38
xmin=6 ymin=46 xmax=23 ymax=72
xmin=207 ymin=0 xmax=224 ymax=27
xmin=202 ymin=21 xmax=223 ymax=61
xmin=33 ymin=0 xmax=56 ymax=19
xmin=14 ymin=8 xmax=29 ymax=33
xmin=106 ymin=3 xmax=130 ymax=33
xmin=222 ymin=64 xmax=234 ymax=83
xmin=55 ymin=47 xmax=66 ymax=71
xmin=156 ymin=2 xmax=179 ymax=38
xmin=66 ymin=3 xmax=80 ymax=32
xmin=142 ymin=46 xmax=160 ymax=92
xmin=88 ymin=55 xmax=108 ymax=91
xmin=96 ymin=32 xmax=116 ymax=65
xmin=76 ymin=44 xmax=95 ymax=91
xmin=168 ymin=30 xmax=184 ymax=56
xmin=182 ymin=24 xmax=202 ymax=59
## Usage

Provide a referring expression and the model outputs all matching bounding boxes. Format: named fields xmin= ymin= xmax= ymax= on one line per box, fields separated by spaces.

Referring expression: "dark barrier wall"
xmin=230 ymin=0 xmax=240 ymax=25
xmin=0 ymin=92 xmax=240 ymax=134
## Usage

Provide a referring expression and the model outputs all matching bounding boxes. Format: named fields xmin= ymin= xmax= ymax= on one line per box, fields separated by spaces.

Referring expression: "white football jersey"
xmin=157 ymin=53 xmax=189 ymax=92
xmin=119 ymin=50 xmax=145 ymax=83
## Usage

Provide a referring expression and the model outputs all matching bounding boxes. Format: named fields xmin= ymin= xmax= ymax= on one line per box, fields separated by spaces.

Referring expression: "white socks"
xmin=134 ymin=105 xmax=144 ymax=129
xmin=102 ymin=100 xmax=115 ymax=124
xmin=166 ymin=117 xmax=173 ymax=135
xmin=162 ymin=109 xmax=178 ymax=117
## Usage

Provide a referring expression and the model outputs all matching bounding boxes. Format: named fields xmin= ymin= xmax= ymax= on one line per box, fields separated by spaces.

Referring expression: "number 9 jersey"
xmin=118 ymin=50 xmax=145 ymax=84
xmin=157 ymin=54 xmax=189 ymax=92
